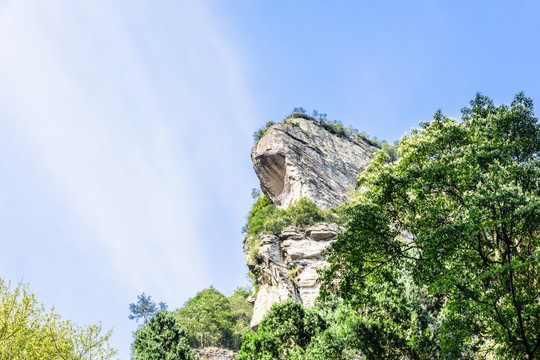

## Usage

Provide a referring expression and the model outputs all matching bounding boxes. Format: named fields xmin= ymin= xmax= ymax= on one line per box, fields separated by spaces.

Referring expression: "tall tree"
xmin=128 ymin=293 xmax=167 ymax=326
xmin=175 ymin=287 xmax=236 ymax=349
xmin=132 ymin=310 xmax=198 ymax=360
xmin=237 ymin=300 xmax=326 ymax=360
xmin=321 ymin=93 xmax=540 ymax=359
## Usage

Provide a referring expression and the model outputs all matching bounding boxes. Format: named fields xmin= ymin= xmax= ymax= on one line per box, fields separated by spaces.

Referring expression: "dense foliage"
xmin=174 ymin=287 xmax=253 ymax=351
xmin=132 ymin=310 xmax=198 ymax=360
xmin=237 ymin=300 xmax=327 ymax=360
xmin=0 ymin=279 xmax=117 ymax=360
xmin=243 ymin=196 xmax=341 ymax=263
xmin=321 ymin=93 xmax=540 ymax=359
xmin=239 ymin=276 xmax=444 ymax=359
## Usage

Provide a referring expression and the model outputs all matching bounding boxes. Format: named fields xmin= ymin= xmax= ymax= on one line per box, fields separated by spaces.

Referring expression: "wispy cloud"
xmin=0 ymin=0 xmax=256 ymax=356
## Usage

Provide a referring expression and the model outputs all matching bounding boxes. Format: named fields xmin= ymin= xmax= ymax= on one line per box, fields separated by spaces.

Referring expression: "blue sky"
xmin=1 ymin=1 xmax=539 ymax=358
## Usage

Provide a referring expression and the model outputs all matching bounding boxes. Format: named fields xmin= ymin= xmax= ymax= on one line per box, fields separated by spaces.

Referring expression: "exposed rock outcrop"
xmin=197 ymin=347 xmax=236 ymax=360
xmin=245 ymin=223 xmax=340 ymax=329
xmin=246 ymin=118 xmax=378 ymax=329
xmin=251 ymin=118 xmax=377 ymax=209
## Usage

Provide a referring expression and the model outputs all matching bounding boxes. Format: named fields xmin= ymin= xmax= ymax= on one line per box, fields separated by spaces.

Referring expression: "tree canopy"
xmin=132 ymin=310 xmax=198 ymax=360
xmin=321 ymin=93 xmax=540 ymax=359
xmin=129 ymin=293 xmax=167 ymax=326
xmin=237 ymin=300 xmax=327 ymax=360
xmin=174 ymin=287 xmax=253 ymax=351
xmin=0 ymin=279 xmax=117 ymax=360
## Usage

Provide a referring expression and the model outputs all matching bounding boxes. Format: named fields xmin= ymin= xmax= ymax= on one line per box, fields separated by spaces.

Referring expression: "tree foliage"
xmin=132 ymin=310 xmax=198 ymax=360
xmin=174 ymin=287 xmax=253 ymax=351
xmin=253 ymin=121 xmax=275 ymax=143
xmin=237 ymin=300 xmax=326 ymax=360
xmin=0 ymin=279 xmax=117 ymax=360
xmin=129 ymin=293 xmax=167 ymax=326
xmin=321 ymin=93 xmax=540 ymax=359
xmin=242 ymin=196 xmax=343 ymax=268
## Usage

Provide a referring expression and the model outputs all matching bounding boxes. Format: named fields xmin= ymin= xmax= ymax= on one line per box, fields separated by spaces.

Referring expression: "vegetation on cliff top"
xmin=253 ymin=107 xmax=397 ymax=154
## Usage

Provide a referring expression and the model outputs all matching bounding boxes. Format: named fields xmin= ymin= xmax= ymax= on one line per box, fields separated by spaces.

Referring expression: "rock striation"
xmin=251 ymin=118 xmax=377 ymax=209
xmin=246 ymin=118 xmax=377 ymax=329
xmin=246 ymin=223 xmax=340 ymax=329
xmin=197 ymin=347 xmax=236 ymax=360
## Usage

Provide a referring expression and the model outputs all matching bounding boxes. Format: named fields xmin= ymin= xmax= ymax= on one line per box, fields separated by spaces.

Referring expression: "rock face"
xmin=246 ymin=118 xmax=377 ymax=329
xmin=251 ymin=118 xmax=377 ymax=209
xmin=245 ymin=223 xmax=340 ymax=329
xmin=197 ymin=347 xmax=236 ymax=360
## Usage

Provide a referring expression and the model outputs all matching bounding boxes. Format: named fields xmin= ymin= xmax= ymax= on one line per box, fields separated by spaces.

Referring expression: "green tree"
xmin=129 ymin=293 xmax=167 ymax=326
xmin=317 ymin=262 xmax=445 ymax=359
xmin=237 ymin=300 xmax=326 ymax=360
xmin=253 ymin=121 xmax=275 ymax=143
xmin=175 ymin=287 xmax=233 ymax=349
xmin=0 ymin=279 xmax=117 ymax=360
xmin=321 ymin=93 xmax=540 ymax=359
xmin=228 ymin=287 xmax=254 ymax=350
xmin=132 ymin=310 xmax=197 ymax=360
xmin=174 ymin=287 xmax=252 ymax=350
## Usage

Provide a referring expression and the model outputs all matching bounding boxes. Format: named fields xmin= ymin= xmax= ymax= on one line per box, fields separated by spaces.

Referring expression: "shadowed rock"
xmin=251 ymin=118 xmax=377 ymax=209
xmin=245 ymin=224 xmax=340 ymax=329
xmin=246 ymin=118 xmax=378 ymax=329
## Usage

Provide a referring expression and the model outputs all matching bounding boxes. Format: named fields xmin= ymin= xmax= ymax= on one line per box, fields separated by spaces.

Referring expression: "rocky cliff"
xmin=246 ymin=117 xmax=377 ymax=329
xmin=251 ymin=118 xmax=377 ymax=209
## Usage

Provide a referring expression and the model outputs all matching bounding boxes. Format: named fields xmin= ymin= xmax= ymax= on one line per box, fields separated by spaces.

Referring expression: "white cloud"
xmin=1 ymin=17 xmax=201 ymax=297
xmin=0 ymin=2 xmax=260 ymax=356
xmin=0 ymin=0 xmax=256 ymax=303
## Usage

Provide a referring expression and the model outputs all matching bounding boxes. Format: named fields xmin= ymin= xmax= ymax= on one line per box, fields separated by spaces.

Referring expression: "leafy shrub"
xmin=253 ymin=121 xmax=275 ymax=144
xmin=244 ymin=196 xmax=336 ymax=239
xmin=243 ymin=195 xmax=285 ymax=238
xmin=243 ymin=195 xmax=343 ymax=264
xmin=286 ymin=198 xmax=325 ymax=228
xmin=253 ymin=108 xmax=400 ymax=158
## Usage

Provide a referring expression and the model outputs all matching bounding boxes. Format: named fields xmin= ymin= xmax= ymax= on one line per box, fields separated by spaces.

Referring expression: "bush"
xmin=254 ymin=108 xmax=398 ymax=156
xmin=243 ymin=196 xmax=342 ymax=264
xmin=286 ymin=198 xmax=325 ymax=228
xmin=253 ymin=121 xmax=275 ymax=144
xmin=244 ymin=196 xmax=335 ymax=239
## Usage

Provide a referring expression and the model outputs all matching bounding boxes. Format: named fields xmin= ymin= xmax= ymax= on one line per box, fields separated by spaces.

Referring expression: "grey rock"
xmin=197 ymin=347 xmax=236 ymax=360
xmin=245 ymin=223 xmax=339 ymax=329
xmin=251 ymin=118 xmax=377 ymax=209
xmin=246 ymin=118 xmax=376 ymax=329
